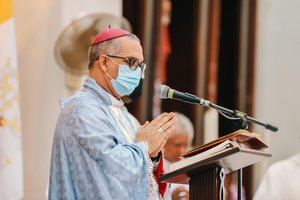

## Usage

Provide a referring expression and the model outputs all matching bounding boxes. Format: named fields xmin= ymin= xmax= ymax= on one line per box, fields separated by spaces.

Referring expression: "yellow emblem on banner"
xmin=0 ymin=0 xmax=13 ymax=24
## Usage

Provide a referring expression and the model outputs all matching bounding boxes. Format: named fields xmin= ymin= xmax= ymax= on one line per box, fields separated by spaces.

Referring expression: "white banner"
xmin=0 ymin=0 xmax=23 ymax=199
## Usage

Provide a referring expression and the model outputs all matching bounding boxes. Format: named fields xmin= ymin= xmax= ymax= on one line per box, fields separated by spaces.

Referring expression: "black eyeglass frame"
xmin=106 ymin=54 xmax=146 ymax=71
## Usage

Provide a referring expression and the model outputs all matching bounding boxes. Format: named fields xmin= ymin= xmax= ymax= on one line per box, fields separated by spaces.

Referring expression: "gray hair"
xmin=88 ymin=34 xmax=140 ymax=69
xmin=174 ymin=112 xmax=194 ymax=142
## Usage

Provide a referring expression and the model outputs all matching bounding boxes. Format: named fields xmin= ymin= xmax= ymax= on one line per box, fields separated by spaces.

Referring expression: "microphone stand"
xmin=162 ymin=90 xmax=278 ymax=200
xmin=208 ymin=102 xmax=278 ymax=132
xmin=184 ymin=92 xmax=278 ymax=132
xmin=206 ymin=102 xmax=278 ymax=200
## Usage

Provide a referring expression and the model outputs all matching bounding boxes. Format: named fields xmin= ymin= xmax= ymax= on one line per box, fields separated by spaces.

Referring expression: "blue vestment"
xmin=48 ymin=77 xmax=150 ymax=200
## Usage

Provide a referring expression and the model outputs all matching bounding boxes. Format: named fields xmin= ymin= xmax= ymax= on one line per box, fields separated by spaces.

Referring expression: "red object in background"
xmin=156 ymin=0 xmax=172 ymax=84
xmin=155 ymin=157 xmax=167 ymax=196
xmin=91 ymin=27 xmax=130 ymax=45
xmin=157 ymin=25 xmax=171 ymax=84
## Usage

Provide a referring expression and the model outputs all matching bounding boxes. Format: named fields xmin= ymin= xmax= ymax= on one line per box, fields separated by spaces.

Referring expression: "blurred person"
xmin=254 ymin=153 xmax=300 ymax=200
xmin=48 ymin=27 xmax=177 ymax=200
xmin=163 ymin=112 xmax=194 ymax=200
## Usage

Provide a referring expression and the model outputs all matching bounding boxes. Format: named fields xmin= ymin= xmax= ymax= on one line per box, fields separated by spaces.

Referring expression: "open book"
xmin=169 ymin=140 xmax=237 ymax=172
xmin=184 ymin=129 xmax=267 ymax=157
xmin=168 ymin=130 xmax=268 ymax=173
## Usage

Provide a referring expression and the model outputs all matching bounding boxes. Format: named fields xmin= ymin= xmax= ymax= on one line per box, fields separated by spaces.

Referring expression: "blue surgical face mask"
xmin=106 ymin=64 xmax=141 ymax=96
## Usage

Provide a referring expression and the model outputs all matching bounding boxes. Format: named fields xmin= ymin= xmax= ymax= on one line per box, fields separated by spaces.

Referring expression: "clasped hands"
xmin=135 ymin=112 xmax=177 ymax=157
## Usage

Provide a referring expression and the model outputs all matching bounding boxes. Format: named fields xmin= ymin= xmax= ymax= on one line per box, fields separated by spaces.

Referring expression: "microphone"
xmin=156 ymin=84 xmax=210 ymax=106
xmin=156 ymin=84 xmax=278 ymax=132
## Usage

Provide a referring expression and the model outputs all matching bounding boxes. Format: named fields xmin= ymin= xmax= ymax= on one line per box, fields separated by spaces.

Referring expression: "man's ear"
xmin=98 ymin=55 xmax=108 ymax=72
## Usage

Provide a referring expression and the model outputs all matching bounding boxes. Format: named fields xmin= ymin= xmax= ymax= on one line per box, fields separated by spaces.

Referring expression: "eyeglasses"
xmin=106 ymin=54 xmax=146 ymax=71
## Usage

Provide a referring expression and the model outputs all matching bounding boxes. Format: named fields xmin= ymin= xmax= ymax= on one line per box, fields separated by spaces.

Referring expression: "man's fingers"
xmin=137 ymin=113 xmax=176 ymax=155
xmin=160 ymin=117 xmax=176 ymax=133
xmin=154 ymin=117 xmax=176 ymax=145
xmin=161 ymin=125 xmax=175 ymax=139
xmin=152 ymin=126 xmax=174 ymax=151
xmin=154 ymin=125 xmax=173 ymax=146
xmin=152 ymin=129 xmax=172 ymax=154
xmin=144 ymin=121 xmax=150 ymax=126
xmin=154 ymin=113 xmax=176 ymax=129
xmin=139 ymin=121 xmax=149 ymax=130
xmin=149 ymin=113 xmax=168 ymax=126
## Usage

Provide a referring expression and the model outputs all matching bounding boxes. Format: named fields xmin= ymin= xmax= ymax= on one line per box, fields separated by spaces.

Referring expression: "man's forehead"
xmin=118 ymin=37 xmax=144 ymax=61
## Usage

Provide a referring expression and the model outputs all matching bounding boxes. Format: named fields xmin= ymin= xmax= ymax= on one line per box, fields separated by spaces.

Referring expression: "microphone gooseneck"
xmin=155 ymin=84 xmax=278 ymax=132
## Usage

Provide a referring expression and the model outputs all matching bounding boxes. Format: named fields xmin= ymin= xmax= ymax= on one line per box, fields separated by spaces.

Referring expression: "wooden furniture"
xmin=160 ymin=131 xmax=271 ymax=200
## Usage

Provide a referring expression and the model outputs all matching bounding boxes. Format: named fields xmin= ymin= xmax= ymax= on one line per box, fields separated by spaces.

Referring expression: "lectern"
xmin=159 ymin=131 xmax=271 ymax=200
xmin=156 ymin=84 xmax=278 ymax=199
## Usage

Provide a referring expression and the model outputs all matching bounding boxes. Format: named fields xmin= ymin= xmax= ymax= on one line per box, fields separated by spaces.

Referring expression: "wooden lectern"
xmin=159 ymin=130 xmax=272 ymax=200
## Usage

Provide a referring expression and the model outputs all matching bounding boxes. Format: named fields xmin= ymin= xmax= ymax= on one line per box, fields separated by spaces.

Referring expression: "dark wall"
xmin=217 ymin=0 xmax=241 ymax=136
xmin=162 ymin=0 xmax=198 ymax=125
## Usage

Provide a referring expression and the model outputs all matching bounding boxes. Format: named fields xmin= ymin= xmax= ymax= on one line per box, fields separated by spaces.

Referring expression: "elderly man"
xmin=163 ymin=112 xmax=194 ymax=200
xmin=48 ymin=28 xmax=176 ymax=200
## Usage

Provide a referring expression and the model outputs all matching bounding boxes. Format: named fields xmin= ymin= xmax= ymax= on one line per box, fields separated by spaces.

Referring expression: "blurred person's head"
xmin=164 ymin=112 xmax=194 ymax=162
xmin=88 ymin=28 xmax=145 ymax=99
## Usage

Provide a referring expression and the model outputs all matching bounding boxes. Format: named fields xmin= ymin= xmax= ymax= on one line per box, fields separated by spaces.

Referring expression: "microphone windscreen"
xmin=156 ymin=84 xmax=170 ymax=99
